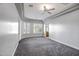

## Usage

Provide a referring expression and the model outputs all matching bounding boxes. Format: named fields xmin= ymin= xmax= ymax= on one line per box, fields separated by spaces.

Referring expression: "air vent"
xmin=28 ymin=4 xmax=33 ymax=7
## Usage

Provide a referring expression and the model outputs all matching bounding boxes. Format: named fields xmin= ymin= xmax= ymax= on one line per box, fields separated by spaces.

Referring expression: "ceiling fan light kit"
xmin=43 ymin=5 xmax=55 ymax=14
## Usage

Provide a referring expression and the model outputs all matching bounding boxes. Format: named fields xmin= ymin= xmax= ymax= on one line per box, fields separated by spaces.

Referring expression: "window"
xmin=26 ymin=23 xmax=30 ymax=34
xmin=24 ymin=22 xmax=26 ymax=34
xmin=33 ymin=23 xmax=43 ymax=33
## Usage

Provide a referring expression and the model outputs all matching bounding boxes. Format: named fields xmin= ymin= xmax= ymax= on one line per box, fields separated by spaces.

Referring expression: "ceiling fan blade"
xmin=48 ymin=11 xmax=52 ymax=14
xmin=47 ymin=8 xmax=55 ymax=11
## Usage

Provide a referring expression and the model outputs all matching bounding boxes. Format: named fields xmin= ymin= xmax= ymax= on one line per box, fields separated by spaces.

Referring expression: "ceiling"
xmin=24 ymin=3 xmax=75 ymax=20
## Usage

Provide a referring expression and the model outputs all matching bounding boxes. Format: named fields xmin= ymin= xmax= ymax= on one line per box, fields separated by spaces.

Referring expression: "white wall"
xmin=48 ymin=9 xmax=79 ymax=50
xmin=0 ymin=3 xmax=20 ymax=56
xmin=0 ymin=21 xmax=19 ymax=56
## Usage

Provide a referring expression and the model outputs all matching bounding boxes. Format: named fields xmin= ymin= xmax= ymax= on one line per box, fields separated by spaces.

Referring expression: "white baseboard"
xmin=49 ymin=37 xmax=79 ymax=50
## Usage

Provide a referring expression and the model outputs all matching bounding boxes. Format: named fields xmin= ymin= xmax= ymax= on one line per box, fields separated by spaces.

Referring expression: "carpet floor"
xmin=14 ymin=37 xmax=79 ymax=56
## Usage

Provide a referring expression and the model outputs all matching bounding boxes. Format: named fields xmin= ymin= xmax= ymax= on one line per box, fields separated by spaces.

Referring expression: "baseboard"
xmin=49 ymin=38 xmax=79 ymax=50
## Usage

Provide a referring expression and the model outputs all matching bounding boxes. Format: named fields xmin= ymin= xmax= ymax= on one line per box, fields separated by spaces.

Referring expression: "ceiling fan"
xmin=28 ymin=4 xmax=55 ymax=14
xmin=43 ymin=6 xmax=55 ymax=14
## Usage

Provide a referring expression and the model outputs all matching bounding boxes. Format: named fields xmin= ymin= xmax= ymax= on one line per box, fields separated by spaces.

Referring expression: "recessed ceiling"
xmin=24 ymin=3 xmax=74 ymax=20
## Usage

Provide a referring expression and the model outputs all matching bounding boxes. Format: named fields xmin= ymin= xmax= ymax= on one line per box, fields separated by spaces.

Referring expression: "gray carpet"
xmin=14 ymin=37 xmax=79 ymax=56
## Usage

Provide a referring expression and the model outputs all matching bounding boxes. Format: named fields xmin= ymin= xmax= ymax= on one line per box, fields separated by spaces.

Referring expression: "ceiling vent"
xmin=28 ymin=4 xmax=33 ymax=7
